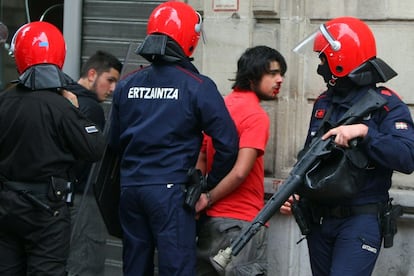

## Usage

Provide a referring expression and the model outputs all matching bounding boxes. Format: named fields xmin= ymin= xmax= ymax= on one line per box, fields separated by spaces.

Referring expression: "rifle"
xmin=211 ymin=89 xmax=387 ymax=273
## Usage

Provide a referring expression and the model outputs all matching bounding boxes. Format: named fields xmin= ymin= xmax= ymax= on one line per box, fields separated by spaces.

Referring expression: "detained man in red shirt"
xmin=196 ymin=45 xmax=287 ymax=276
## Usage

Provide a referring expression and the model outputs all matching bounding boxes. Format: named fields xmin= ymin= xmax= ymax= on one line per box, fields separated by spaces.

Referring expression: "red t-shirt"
xmin=203 ymin=89 xmax=270 ymax=221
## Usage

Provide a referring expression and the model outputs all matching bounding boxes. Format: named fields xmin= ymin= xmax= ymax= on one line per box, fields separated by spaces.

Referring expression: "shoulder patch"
xmin=395 ymin=122 xmax=408 ymax=130
xmin=315 ymin=109 xmax=326 ymax=119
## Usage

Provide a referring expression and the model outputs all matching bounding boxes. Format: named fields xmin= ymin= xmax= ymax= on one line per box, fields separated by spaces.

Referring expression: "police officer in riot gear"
xmin=0 ymin=21 xmax=105 ymax=275
xmin=107 ymin=2 xmax=238 ymax=276
xmin=284 ymin=16 xmax=414 ymax=275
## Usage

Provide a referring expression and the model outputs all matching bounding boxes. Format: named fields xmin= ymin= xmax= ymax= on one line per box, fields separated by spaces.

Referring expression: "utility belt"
xmin=292 ymin=198 xmax=403 ymax=248
xmin=311 ymin=203 xmax=382 ymax=219
xmin=0 ymin=177 xmax=73 ymax=216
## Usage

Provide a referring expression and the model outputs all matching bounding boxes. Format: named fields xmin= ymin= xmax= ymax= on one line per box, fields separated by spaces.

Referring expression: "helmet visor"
xmin=0 ymin=22 xmax=8 ymax=44
xmin=292 ymin=24 xmax=340 ymax=56
xmin=197 ymin=12 xmax=207 ymax=45
xmin=9 ymin=25 xmax=22 ymax=58
xmin=292 ymin=30 xmax=318 ymax=56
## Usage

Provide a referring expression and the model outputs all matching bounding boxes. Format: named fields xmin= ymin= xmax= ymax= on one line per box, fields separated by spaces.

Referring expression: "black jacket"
xmin=65 ymin=83 xmax=106 ymax=130
xmin=65 ymin=83 xmax=106 ymax=192
xmin=0 ymin=84 xmax=105 ymax=183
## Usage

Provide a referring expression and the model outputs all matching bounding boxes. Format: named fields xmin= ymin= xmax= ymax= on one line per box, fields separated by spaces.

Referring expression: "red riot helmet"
xmin=11 ymin=21 xmax=66 ymax=74
xmin=147 ymin=1 xmax=202 ymax=57
xmin=312 ymin=17 xmax=376 ymax=77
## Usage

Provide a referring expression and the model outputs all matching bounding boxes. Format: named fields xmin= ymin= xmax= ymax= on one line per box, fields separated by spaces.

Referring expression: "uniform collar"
xmin=18 ymin=64 xmax=75 ymax=91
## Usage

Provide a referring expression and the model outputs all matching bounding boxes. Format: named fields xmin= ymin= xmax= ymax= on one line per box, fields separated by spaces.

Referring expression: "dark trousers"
xmin=0 ymin=189 xmax=70 ymax=276
xmin=197 ymin=217 xmax=268 ymax=276
xmin=119 ymin=184 xmax=197 ymax=276
xmin=67 ymin=193 xmax=107 ymax=276
xmin=307 ymin=214 xmax=382 ymax=276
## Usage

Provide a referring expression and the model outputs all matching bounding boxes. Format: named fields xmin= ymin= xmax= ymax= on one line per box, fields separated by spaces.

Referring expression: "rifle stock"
xmin=211 ymin=89 xmax=387 ymax=271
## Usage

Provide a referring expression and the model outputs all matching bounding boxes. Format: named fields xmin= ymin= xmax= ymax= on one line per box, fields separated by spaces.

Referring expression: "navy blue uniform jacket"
xmin=109 ymin=62 xmax=238 ymax=188
xmin=305 ymin=86 xmax=414 ymax=205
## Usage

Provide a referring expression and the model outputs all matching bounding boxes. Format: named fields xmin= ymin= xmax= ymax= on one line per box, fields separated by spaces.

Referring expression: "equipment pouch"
xmin=48 ymin=176 xmax=73 ymax=203
xmin=300 ymin=145 xmax=368 ymax=202
xmin=381 ymin=198 xmax=403 ymax=248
